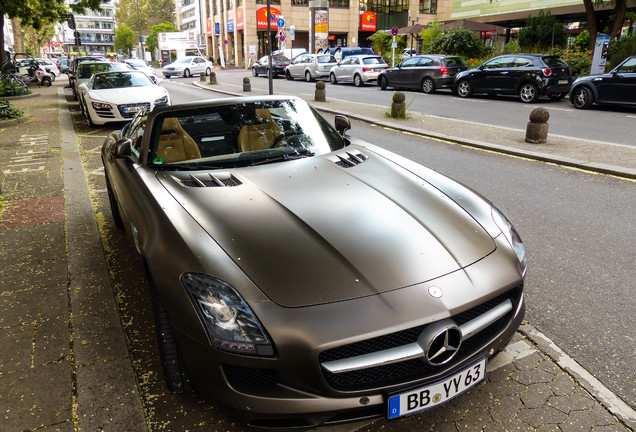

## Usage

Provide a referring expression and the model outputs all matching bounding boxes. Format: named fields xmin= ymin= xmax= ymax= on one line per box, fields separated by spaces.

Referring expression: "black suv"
xmin=453 ymin=54 xmax=572 ymax=103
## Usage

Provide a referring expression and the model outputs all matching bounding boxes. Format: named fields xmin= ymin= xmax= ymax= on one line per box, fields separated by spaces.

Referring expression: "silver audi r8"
xmin=101 ymin=96 xmax=526 ymax=428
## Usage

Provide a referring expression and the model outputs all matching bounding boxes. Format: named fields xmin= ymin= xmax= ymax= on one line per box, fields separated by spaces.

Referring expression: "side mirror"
xmin=149 ymin=75 xmax=157 ymax=84
xmin=334 ymin=115 xmax=351 ymax=136
xmin=112 ymin=138 xmax=132 ymax=158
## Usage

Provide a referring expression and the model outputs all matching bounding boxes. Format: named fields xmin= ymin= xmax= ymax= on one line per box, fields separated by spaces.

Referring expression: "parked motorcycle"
xmin=27 ymin=61 xmax=53 ymax=87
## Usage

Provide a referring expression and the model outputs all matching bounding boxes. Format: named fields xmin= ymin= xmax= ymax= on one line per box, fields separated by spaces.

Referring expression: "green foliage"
xmin=607 ymin=35 xmax=636 ymax=70
xmin=518 ymin=11 xmax=567 ymax=50
xmin=429 ymin=28 xmax=484 ymax=59
xmin=368 ymin=31 xmax=406 ymax=64
xmin=419 ymin=24 xmax=442 ymax=54
xmin=502 ymin=41 xmax=522 ymax=54
xmin=0 ymin=100 xmax=24 ymax=120
xmin=0 ymin=78 xmax=30 ymax=97
xmin=115 ymin=0 xmax=175 ymax=36
xmin=553 ymin=48 xmax=592 ymax=77
xmin=146 ymin=23 xmax=179 ymax=54
xmin=573 ymin=31 xmax=590 ymax=51
xmin=115 ymin=24 xmax=137 ymax=55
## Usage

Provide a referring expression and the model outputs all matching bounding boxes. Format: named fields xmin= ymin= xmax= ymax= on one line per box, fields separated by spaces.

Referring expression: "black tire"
xmin=50 ymin=74 xmax=56 ymax=82
xmin=205 ymin=67 xmax=211 ymax=76
xmin=148 ymin=271 xmax=193 ymax=394
xmin=353 ymin=74 xmax=363 ymax=87
xmin=330 ymin=73 xmax=337 ymax=84
xmin=456 ymin=79 xmax=472 ymax=98
xmin=571 ymin=86 xmax=593 ymax=109
xmin=105 ymin=176 xmax=124 ymax=230
xmin=183 ymin=68 xmax=191 ymax=78
xmin=305 ymin=70 xmax=312 ymax=82
xmin=421 ymin=77 xmax=435 ymax=94
xmin=42 ymin=76 xmax=52 ymax=87
xmin=379 ymin=76 xmax=388 ymax=90
xmin=519 ymin=82 xmax=539 ymax=103
xmin=286 ymin=70 xmax=293 ymax=80
xmin=252 ymin=67 xmax=258 ymax=77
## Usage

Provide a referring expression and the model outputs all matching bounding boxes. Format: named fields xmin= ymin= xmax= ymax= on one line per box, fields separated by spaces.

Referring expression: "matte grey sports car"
xmin=101 ymin=96 xmax=526 ymax=428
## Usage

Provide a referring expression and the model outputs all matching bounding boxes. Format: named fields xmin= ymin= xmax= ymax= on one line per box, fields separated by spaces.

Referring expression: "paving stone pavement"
xmin=0 ymin=76 xmax=634 ymax=432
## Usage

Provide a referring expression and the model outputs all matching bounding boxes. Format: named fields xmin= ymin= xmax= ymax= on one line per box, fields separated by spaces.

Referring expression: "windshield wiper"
xmin=250 ymin=150 xmax=315 ymax=166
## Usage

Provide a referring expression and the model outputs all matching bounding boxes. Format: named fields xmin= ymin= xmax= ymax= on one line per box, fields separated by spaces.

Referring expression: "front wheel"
xmin=183 ymin=68 xmax=191 ymax=78
xmin=330 ymin=73 xmax=338 ymax=84
xmin=42 ymin=77 xmax=52 ymax=87
xmin=571 ymin=86 xmax=593 ymax=109
xmin=353 ymin=74 xmax=363 ymax=87
xmin=421 ymin=77 xmax=435 ymax=94
xmin=379 ymin=76 xmax=388 ymax=90
xmin=205 ymin=67 xmax=211 ymax=76
xmin=286 ymin=70 xmax=293 ymax=80
xmin=456 ymin=79 xmax=472 ymax=98
xmin=305 ymin=71 xmax=313 ymax=82
xmin=252 ymin=67 xmax=258 ymax=77
xmin=519 ymin=82 xmax=539 ymax=103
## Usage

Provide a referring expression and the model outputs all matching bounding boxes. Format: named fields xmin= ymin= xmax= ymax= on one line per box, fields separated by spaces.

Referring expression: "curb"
xmin=190 ymin=81 xmax=636 ymax=180
xmin=1 ymin=92 xmax=41 ymax=100
xmin=0 ymin=114 xmax=32 ymax=128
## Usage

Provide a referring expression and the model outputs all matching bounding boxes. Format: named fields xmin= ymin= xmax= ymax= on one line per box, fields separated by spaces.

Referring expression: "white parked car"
xmin=329 ymin=55 xmax=388 ymax=86
xmin=123 ymin=58 xmax=156 ymax=77
xmin=78 ymin=70 xmax=170 ymax=127
xmin=162 ymin=55 xmax=213 ymax=78
xmin=35 ymin=58 xmax=61 ymax=79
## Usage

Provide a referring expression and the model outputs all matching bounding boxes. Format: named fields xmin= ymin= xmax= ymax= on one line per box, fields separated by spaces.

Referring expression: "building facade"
xmin=61 ymin=0 xmax=116 ymax=56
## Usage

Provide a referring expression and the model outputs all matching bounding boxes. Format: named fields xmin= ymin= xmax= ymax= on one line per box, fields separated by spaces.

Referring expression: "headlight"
xmin=91 ymin=101 xmax=111 ymax=110
xmin=154 ymin=95 xmax=169 ymax=105
xmin=491 ymin=206 xmax=527 ymax=274
xmin=181 ymin=273 xmax=274 ymax=356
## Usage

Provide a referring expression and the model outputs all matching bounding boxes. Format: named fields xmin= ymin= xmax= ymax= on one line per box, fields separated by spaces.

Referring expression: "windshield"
xmin=149 ymin=99 xmax=345 ymax=168
xmin=78 ymin=63 xmax=128 ymax=78
xmin=127 ymin=60 xmax=147 ymax=67
xmin=93 ymin=72 xmax=153 ymax=89
xmin=175 ymin=57 xmax=194 ymax=64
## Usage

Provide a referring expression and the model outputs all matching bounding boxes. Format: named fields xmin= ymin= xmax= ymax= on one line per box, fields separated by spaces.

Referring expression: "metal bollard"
xmin=525 ymin=108 xmax=549 ymax=144
xmin=243 ymin=77 xmax=251 ymax=92
xmin=315 ymin=81 xmax=326 ymax=102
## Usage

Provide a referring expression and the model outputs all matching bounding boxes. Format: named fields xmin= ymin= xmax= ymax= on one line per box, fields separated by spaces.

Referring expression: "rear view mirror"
xmin=334 ymin=115 xmax=351 ymax=136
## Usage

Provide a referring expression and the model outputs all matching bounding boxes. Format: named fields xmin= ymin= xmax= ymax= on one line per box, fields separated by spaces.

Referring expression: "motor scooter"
xmin=26 ymin=61 xmax=53 ymax=87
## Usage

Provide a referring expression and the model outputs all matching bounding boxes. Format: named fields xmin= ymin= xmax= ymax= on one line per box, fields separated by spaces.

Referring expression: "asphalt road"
xmin=180 ymin=69 xmax=636 ymax=147
xmin=161 ymin=77 xmax=636 ymax=409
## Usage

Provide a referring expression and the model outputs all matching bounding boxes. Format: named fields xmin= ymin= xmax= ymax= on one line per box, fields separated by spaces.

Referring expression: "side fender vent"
xmin=333 ymin=151 xmax=368 ymax=168
xmin=181 ymin=173 xmax=241 ymax=188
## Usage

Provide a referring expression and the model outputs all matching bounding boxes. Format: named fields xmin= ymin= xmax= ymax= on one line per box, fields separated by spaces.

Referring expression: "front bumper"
xmin=162 ymin=69 xmax=183 ymax=77
xmin=173 ymin=237 xmax=526 ymax=428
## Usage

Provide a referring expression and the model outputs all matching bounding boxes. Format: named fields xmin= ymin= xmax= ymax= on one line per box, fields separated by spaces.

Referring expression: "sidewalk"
xmin=0 ymin=77 xmax=634 ymax=432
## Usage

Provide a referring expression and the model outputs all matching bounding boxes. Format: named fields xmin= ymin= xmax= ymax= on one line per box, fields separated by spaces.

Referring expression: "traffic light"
xmin=74 ymin=31 xmax=81 ymax=46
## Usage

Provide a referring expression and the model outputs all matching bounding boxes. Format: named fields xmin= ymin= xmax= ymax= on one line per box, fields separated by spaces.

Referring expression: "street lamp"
xmin=135 ymin=0 xmax=143 ymax=59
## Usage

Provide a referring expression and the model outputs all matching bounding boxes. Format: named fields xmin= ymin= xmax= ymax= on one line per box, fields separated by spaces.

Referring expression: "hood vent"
xmin=181 ymin=173 xmax=241 ymax=188
xmin=333 ymin=151 xmax=368 ymax=168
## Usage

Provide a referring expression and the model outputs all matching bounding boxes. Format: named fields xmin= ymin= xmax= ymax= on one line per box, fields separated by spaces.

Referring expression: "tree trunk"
xmin=609 ymin=0 xmax=627 ymax=43
xmin=583 ymin=0 xmax=598 ymax=51
xmin=1 ymin=14 xmax=5 ymax=67
xmin=12 ymin=19 xmax=25 ymax=53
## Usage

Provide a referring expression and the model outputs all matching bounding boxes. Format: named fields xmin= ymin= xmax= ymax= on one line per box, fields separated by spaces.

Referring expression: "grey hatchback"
xmin=378 ymin=55 xmax=468 ymax=94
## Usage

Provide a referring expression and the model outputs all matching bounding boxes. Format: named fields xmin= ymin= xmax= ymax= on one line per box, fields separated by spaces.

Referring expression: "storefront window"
xmin=419 ymin=0 xmax=437 ymax=14
xmin=292 ymin=0 xmax=308 ymax=5
xmin=361 ymin=0 xmax=408 ymax=14
xmin=256 ymin=0 xmax=281 ymax=4
xmin=330 ymin=0 xmax=349 ymax=7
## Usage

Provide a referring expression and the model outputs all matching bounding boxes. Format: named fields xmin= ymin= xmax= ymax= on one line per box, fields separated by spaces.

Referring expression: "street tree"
xmin=115 ymin=24 xmax=137 ymax=57
xmin=518 ymin=11 xmax=568 ymax=50
xmin=1 ymin=0 xmax=103 ymax=66
xmin=583 ymin=0 xmax=629 ymax=49
xmin=115 ymin=0 xmax=174 ymax=36
xmin=145 ymin=23 xmax=179 ymax=56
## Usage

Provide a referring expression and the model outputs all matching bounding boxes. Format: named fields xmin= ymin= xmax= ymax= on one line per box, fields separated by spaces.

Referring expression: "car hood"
xmin=88 ymin=86 xmax=166 ymax=103
xmin=157 ymin=148 xmax=496 ymax=307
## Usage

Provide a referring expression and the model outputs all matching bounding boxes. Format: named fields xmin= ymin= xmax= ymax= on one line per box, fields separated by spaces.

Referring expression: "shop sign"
xmin=215 ymin=22 xmax=220 ymax=35
xmin=360 ymin=11 xmax=376 ymax=32
xmin=206 ymin=18 xmax=213 ymax=37
xmin=257 ymin=7 xmax=281 ymax=30
xmin=480 ymin=30 xmax=495 ymax=38
xmin=236 ymin=7 xmax=244 ymax=30
xmin=227 ymin=19 xmax=234 ymax=33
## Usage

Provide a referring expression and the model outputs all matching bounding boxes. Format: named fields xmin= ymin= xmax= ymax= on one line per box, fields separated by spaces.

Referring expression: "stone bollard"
xmin=209 ymin=71 xmax=217 ymax=85
xmin=243 ymin=77 xmax=251 ymax=92
xmin=200 ymin=73 xmax=206 ymax=82
xmin=391 ymin=92 xmax=406 ymax=118
xmin=525 ymin=107 xmax=549 ymax=144
xmin=315 ymin=81 xmax=326 ymax=102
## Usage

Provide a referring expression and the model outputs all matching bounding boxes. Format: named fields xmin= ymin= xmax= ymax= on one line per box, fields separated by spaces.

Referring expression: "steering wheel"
xmin=271 ymin=130 xmax=294 ymax=148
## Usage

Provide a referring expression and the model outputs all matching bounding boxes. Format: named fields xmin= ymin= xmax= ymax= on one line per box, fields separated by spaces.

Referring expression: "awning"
xmin=396 ymin=24 xmax=427 ymax=36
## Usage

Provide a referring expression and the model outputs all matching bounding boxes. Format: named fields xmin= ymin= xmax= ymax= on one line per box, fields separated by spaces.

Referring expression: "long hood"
xmin=157 ymin=148 xmax=496 ymax=307
xmin=88 ymin=86 xmax=166 ymax=104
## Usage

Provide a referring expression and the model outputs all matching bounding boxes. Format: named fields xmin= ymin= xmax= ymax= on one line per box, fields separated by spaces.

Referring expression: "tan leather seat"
xmin=157 ymin=117 xmax=201 ymax=163
xmin=237 ymin=109 xmax=282 ymax=152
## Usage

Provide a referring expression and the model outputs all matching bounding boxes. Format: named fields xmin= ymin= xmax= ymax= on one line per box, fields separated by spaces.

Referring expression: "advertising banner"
xmin=257 ymin=7 xmax=281 ymax=30
xmin=360 ymin=11 xmax=376 ymax=32
xmin=206 ymin=18 xmax=213 ymax=37
xmin=158 ymin=32 xmax=197 ymax=50
xmin=236 ymin=7 xmax=244 ymax=30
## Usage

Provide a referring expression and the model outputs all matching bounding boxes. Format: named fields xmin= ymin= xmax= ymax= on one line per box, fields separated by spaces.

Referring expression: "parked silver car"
xmin=285 ymin=53 xmax=337 ymax=81
xmin=162 ymin=55 xmax=213 ymax=78
xmin=329 ymin=55 xmax=388 ymax=86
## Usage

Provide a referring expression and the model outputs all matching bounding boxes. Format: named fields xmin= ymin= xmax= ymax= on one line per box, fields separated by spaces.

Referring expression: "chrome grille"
xmin=117 ymin=102 xmax=150 ymax=119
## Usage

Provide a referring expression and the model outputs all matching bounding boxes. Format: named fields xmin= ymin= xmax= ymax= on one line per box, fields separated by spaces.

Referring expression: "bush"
xmin=553 ymin=48 xmax=592 ymax=77
xmin=573 ymin=31 xmax=590 ymax=51
xmin=0 ymin=101 xmax=24 ymax=120
xmin=0 ymin=78 xmax=30 ymax=97
xmin=369 ymin=31 xmax=407 ymax=64
xmin=519 ymin=11 xmax=568 ymax=50
xmin=502 ymin=41 xmax=522 ymax=54
xmin=430 ymin=28 xmax=484 ymax=59
xmin=607 ymin=35 xmax=636 ymax=70
xmin=420 ymin=25 xmax=443 ymax=54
